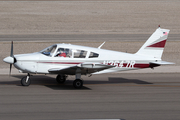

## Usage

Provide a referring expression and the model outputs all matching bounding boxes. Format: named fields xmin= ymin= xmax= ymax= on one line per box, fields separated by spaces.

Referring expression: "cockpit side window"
xmin=55 ymin=48 xmax=72 ymax=58
xmin=89 ymin=52 xmax=99 ymax=58
xmin=40 ymin=45 xmax=57 ymax=57
xmin=74 ymin=50 xmax=87 ymax=58
xmin=49 ymin=47 xmax=87 ymax=58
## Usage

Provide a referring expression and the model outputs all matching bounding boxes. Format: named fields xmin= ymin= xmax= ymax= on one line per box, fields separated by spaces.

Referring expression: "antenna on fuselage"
xmin=98 ymin=41 xmax=106 ymax=49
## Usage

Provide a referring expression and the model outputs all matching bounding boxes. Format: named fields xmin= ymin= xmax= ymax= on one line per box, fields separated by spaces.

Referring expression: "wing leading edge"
xmin=48 ymin=62 xmax=115 ymax=75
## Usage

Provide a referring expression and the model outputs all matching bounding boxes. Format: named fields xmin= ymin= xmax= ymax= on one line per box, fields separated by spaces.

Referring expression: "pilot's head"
xmin=58 ymin=48 xmax=64 ymax=52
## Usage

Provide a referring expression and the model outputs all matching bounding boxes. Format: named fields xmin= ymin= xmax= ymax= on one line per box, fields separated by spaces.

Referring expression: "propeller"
xmin=3 ymin=41 xmax=16 ymax=75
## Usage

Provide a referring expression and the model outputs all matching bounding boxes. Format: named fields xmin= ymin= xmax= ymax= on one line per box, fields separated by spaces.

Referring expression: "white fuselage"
xmin=13 ymin=44 xmax=158 ymax=74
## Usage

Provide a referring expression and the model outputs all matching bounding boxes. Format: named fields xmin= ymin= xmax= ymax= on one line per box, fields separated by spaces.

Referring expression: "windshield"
xmin=40 ymin=45 xmax=57 ymax=56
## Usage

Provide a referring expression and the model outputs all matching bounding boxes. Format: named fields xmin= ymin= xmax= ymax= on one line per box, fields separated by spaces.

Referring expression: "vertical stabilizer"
xmin=135 ymin=27 xmax=170 ymax=59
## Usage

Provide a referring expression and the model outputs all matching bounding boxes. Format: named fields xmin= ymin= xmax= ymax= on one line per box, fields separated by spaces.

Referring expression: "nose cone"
xmin=3 ymin=56 xmax=14 ymax=64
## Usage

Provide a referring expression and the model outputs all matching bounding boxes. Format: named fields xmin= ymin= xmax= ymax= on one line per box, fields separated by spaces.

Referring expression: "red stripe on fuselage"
xmin=38 ymin=62 xmax=82 ymax=64
xmin=39 ymin=62 xmax=151 ymax=68
xmin=134 ymin=63 xmax=150 ymax=68
xmin=147 ymin=40 xmax=166 ymax=48
xmin=123 ymin=63 xmax=150 ymax=68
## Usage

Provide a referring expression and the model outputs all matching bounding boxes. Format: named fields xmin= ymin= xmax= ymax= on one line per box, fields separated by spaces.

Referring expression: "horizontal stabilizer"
xmin=150 ymin=61 xmax=175 ymax=65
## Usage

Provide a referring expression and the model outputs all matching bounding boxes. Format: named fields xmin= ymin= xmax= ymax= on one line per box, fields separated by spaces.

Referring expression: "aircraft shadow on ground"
xmin=108 ymin=77 xmax=153 ymax=84
xmin=0 ymin=75 xmax=152 ymax=90
xmin=84 ymin=77 xmax=153 ymax=85
xmin=1 ymin=75 xmax=91 ymax=90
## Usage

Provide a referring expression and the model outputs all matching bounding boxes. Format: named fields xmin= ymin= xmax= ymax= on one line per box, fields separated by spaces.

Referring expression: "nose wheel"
xmin=73 ymin=69 xmax=83 ymax=89
xmin=21 ymin=74 xmax=31 ymax=86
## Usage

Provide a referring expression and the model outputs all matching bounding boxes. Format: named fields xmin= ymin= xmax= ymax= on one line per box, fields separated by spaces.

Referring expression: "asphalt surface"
xmin=0 ymin=73 xmax=180 ymax=120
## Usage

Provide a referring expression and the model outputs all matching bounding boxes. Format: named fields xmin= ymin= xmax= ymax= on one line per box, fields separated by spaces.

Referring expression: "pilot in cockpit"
xmin=56 ymin=48 xmax=66 ymax=57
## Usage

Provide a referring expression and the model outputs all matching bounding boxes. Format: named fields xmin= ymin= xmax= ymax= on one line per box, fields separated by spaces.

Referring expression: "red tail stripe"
xmin=147 ymin=40 xmax=166 ymax=48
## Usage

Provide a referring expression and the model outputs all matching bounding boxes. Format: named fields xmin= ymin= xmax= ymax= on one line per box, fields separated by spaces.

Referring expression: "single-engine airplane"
xmin=3 ymin=27 xmax=174 ymax=88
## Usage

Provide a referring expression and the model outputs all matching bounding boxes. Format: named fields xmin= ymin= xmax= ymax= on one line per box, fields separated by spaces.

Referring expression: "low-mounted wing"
xmin=48 ymin=62 xmax=115 ymax=75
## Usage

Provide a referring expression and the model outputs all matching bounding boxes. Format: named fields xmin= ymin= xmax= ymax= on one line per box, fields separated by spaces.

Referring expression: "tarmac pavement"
xmin=0 ymin=73 xmax=180 ymax=120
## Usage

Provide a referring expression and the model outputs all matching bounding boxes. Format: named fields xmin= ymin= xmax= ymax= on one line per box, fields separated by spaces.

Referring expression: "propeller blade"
xmin=10 ymin=41 xmax=13 ymax=57
xmin=9 ymin=64 xmax=12 ymax=76
xmin=9 ymin=41 xmax=14 ymax=76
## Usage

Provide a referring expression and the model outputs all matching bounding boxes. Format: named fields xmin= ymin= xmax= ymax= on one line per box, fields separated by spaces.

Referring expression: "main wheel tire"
xmin=56 ymin=75 xmax=66 ymax=84
xmin=21 ymin=76 xmax=31 ymax=86
xmin=73 ymin=79 xmax=83 ymax=89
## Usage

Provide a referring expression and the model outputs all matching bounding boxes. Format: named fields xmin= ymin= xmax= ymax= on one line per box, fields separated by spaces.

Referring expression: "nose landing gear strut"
xmin=21 ymin=73 xmax=31 ymax=86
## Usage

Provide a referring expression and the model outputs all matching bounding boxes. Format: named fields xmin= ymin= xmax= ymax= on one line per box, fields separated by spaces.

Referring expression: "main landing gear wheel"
xmin=56 ymin=75 xmax=66 ymax=84
xmin=21 ymin=76 xmax=31 ymax=86
xmin=73 ymin=79 xmax=83 ymax=89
